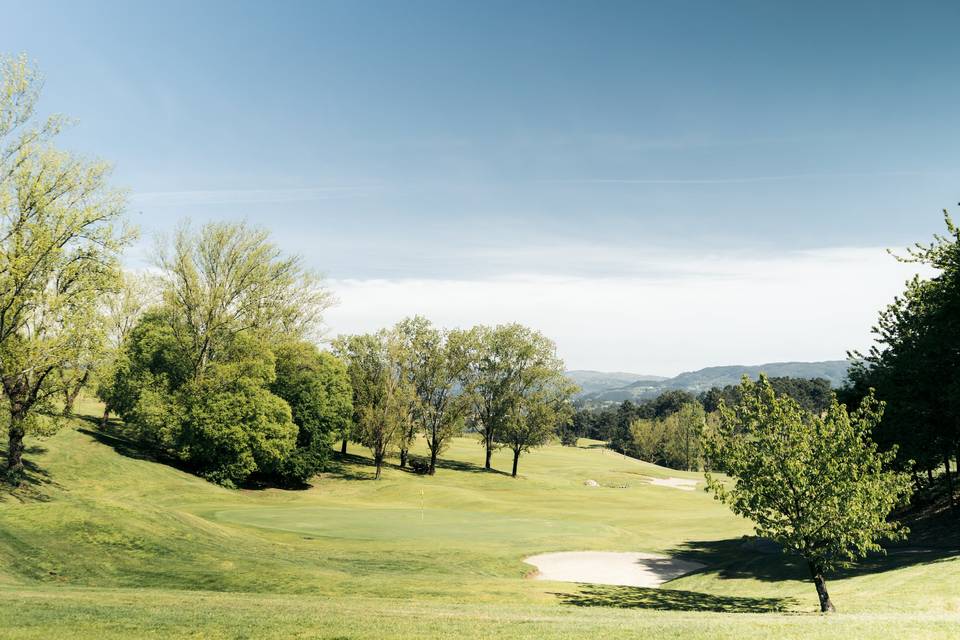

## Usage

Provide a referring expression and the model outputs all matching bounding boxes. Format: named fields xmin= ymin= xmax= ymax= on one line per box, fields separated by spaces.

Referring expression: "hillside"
xmin=575 ymin=360 xmax=851 ymax=403
xmin=566 ymin=370 xmax=668 ymax=396
xmin=0 ymin=401 xmax=957 ymax=639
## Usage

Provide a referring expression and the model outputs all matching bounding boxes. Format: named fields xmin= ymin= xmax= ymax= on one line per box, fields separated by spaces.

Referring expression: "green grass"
xmin=0 ymin=398 xmax=958 ymax=638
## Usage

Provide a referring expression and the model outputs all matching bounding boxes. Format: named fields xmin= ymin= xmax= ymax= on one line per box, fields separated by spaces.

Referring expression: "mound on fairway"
xmin=525 ymin=551 xmax=705 ymax=587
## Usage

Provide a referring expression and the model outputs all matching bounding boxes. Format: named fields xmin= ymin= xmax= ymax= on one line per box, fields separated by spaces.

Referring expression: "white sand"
xmin=524 ymin=551 xmax=705 ymax=588
xmin=647 ymin=477 xmax=699 ymax=491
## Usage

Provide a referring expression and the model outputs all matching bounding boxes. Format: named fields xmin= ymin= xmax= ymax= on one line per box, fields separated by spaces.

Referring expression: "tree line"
xmin=840 ymin=211 xmax=960 ymax=509
xmin=569 ymin=377 xmax=834 ymax=471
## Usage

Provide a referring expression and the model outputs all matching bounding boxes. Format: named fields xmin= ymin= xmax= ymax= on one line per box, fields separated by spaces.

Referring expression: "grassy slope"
xmin=0 ymin=401 xmax=958 ymax=639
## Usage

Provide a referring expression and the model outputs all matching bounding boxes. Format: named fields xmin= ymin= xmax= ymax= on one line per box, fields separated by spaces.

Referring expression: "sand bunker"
xmin=525 ymin=551 xmax=705 ymax=588
xmin=647 ymin=477 xmax=699 ymax=491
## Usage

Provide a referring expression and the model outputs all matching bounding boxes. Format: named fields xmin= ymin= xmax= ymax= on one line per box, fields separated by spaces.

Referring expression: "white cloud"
xmin=323 ymin=247 xmax=927 ymax=376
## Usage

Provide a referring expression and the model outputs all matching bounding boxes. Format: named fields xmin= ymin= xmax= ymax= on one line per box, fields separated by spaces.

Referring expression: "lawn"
xmin=0 ymin=399 xmax=957 ymax=639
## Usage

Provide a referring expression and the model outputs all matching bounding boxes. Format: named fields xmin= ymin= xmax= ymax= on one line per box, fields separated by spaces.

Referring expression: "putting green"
xmin=214 ymin=506 xmax=612 ymax=543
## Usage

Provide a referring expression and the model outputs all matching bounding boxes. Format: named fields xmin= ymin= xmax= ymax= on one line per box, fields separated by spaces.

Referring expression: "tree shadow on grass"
xmin=76 ymin=426 xmax=159 ymax=462
xmin=433 ymin=457 xmax=511 ymax=476
xmin=670 ymin=536 xmax=960 ymax=584
xmin=0 ymin=445 xmax=60 ymax=502
xmin=554 ymin=584 xmax=796 ymax=613
xmin=324 ymin=452 xmax=379 ymax=481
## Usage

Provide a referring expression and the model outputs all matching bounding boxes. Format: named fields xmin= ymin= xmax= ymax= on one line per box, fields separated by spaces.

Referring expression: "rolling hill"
xmin=0 ymin=398 xmax=956 ymax=639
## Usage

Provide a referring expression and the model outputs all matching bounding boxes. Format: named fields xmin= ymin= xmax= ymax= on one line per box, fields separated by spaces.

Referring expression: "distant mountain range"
xmin=567 ymin=360 xmax=851 ymax=404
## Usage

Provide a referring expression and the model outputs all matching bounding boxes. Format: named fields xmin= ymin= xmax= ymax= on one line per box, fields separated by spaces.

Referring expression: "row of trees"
xmin=334 ymin=319 xmax=576 ymax=479
xmin=841 ymin=211 xmax=960 ymax=504
xmin=569 ymin=377 xmax=836 ymax=472
xmin=0 ymin=55 xmax=578 ymax=486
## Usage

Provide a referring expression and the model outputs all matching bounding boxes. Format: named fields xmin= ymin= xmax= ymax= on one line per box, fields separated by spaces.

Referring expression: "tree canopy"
xmin=0 ymin=54 xmax=134 ymax=479
xmin=702 ymin=375 xmax=911 ymax=612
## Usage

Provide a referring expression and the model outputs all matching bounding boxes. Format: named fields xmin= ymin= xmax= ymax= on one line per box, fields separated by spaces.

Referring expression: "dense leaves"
xmin=702 ymin=375 xmax=912 ymax=612
xmin=843 ymin=212 xmax=960 ymax=498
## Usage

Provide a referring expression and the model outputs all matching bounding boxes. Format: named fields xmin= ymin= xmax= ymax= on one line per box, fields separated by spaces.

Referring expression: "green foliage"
xmin=394 ymin=317 xmax=473 ymax=473
xmin=269 ymin=341 xmax=352 ymax=484
xmin=100 ymin=223 xmax=336 ymax=487
xmin=0 ymin=54 xmax=134 ymax=478
xmin=501 ymin=372 xmax=577 ymax=476
xmin=703 ymin=375 xmax=912 ymax=611
xmin=701 ymin=377 xmax=833 ymax=414
xmin=460 ymin=323 xmax=576 ymax=471
xmin=177 ymin=363 xmax=296 ymax=487
xmin=157 ymin=221 xmax=332 ymax=378
xmin=335 ymin=331 xmax=414 ymax=479
xmin=844 ymin=211 xmax=960 ymax=482
xmin=628 ymin=402 xmax=705 ymax=471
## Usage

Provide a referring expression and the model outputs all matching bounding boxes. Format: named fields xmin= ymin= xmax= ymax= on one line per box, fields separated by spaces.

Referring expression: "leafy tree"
xmin=843 ymin=211 xmax=960 ymax=502
xmin=156 ymin=221 xmax=331 ymax=379
xmin=176 ymin=346 xmax=297 ymax=486
xmin=702 ymin=375 xmax=912 ymax=613
xmin=103 ymin=223 xmax=331 ymax=487
xmin=667 ymin=402 xmax=705 ymax=471
xmin=335 ymin=332 xmax=413 ymax=479
xmin=395 ymin=317 xmax=472 ymax=474
xmin=628 ymin=418 xmax=665 ymax=464
xmin=500 ymin=373 xmax=576 ymax=477
xmin=269 ymin=341 xmax=352 ymax=485
xmin=0 ymin=55 xmax=134 ymax=479
xmin=460 ymin=324 xmax=573 ymax=471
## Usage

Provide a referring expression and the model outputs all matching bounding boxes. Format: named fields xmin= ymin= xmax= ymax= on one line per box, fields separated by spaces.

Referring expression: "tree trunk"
xmin=956 ymin=444 xmax=960 ymax=484
xmin=511 ymin=449 xmax=520 ymax=477
xmin=6 ymin=412 xmax=26 ymax=480
xmin=101 ymin=406 xmax=111 ymax=428
xmin=399 ymin=448 xmax=408 ymax=469
xmin=485 ymin=444 xmax=493 ymax=470
xmin=945 ymin=453 xmax=955 ymax=509
xmin=374 ymin=453 xmax=383 ymax=480
xmin=808 ymin=562 xmax=836 ymax=613
xmin=429 ymin=446 xmax=438 ymax=475
xmin=340 ymin=437 xmax=348 ymax=455
xmin=63 ymin=373 xmax=88 ymax=417
xmin=927 ymin=466 xmax=934 ymax=486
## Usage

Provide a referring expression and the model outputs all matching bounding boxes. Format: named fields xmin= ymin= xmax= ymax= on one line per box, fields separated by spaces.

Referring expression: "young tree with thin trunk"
xmin=461 ymin=324 xmax=570 ymax=471
xmin=702 ymin=375 xmax=912 ymax=613
xmin=0 ymin=54 xmax=134 ymax=480
xmin=395 ymin=317 xmax=472 ymax=475
xmin=335 ymin=331 xmax=412 ymax=480
xmin=500 ymin=375 xmax=576 ymax=477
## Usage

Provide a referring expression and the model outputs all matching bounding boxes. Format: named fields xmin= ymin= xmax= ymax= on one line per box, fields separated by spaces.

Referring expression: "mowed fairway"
xmin=0 ymin=404 xmax=958 ymax=639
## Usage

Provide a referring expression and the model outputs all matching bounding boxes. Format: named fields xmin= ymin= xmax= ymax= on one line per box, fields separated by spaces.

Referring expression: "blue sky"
xmin=2 ymin=1 xmax=956 ymax=374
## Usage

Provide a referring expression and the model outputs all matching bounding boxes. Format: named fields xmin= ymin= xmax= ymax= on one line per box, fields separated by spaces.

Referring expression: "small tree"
xmin=461 ymin=324 xmax=572 ymax=471
xmin=336 ymin=332 xmax=413 ymax=479
xmin=501 ymin=376 xmax=575 ymax=477
xmin=395 ymin=317 xmax=472 ymax=474
xmin=702 ymin=375 xmax=912 ymax=613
